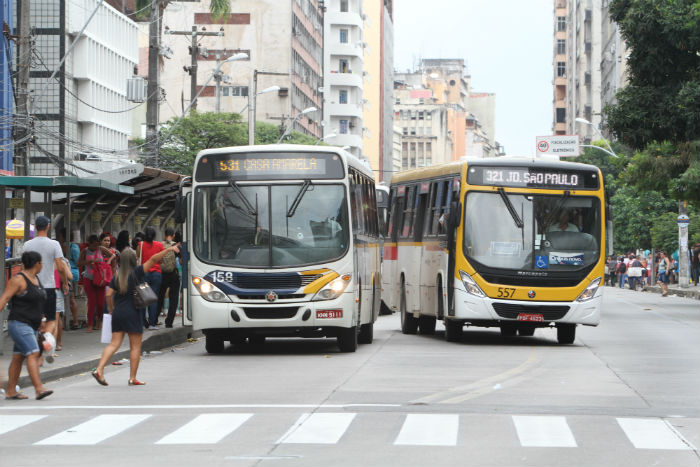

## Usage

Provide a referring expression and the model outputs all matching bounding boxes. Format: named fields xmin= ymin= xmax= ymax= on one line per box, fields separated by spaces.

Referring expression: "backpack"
xmin=92 ymin=261 xmax=113 ymax=287
xmin=617 ymin=262 xmax=627 ymax=274
xmin=160 ymin=240 xmax=177 ymax=273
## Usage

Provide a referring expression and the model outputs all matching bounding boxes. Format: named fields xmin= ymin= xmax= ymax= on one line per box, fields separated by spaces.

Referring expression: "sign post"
xmin=536 ymin=135 xmax=580 ymax=158
xmin=678 ymin=212 xmax=690 ymax=288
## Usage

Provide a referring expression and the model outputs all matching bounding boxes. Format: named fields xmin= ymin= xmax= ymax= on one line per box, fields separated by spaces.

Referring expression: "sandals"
xmin=5 ymin=392 xmax=28 ymax=400
xmin=91 ymin=369 xmax=108 ymax=386
xmin=128 ymin=379 xmax=146 ymax=386
xmin=36 ymin=390 xmax=53 ymax=400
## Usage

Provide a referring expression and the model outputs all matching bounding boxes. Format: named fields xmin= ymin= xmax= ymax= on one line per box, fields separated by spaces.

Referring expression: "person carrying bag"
xmin=92 ymin=243 xmax=180 ymax=387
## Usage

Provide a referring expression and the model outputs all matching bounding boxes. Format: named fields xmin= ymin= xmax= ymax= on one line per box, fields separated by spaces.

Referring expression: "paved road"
xmin=1 ymin=287 xmax=698 ymax=466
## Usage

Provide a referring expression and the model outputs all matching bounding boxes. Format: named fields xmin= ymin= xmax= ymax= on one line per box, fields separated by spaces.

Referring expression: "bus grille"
xmin=239 ymin=294 xmax=305 ymax=300
xmin=231 ymin=274 xmax=322 ymax=290
xmin=492 ymin=303 xmax=570 ymax=320
xmin=243 ymin=307 xmax=299 ymax=319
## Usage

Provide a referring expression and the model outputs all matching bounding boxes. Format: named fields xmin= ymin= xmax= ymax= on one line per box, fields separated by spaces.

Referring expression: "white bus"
xmin=176 ymin=145 xmax=381 ymax=353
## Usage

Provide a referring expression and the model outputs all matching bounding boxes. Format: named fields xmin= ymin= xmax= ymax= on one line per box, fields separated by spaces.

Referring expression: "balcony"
xmin=325 ymin=11 xmax=363 ymax=28
xmin=326 ymin=102 xmax=363 ymax=119
xmin=332 ymin=133 xmax=363 ymax=148
xmin=329 ymin=43 xmax=364 ymax=58
xmin=327 ymin=71 xmax=363 ymax=89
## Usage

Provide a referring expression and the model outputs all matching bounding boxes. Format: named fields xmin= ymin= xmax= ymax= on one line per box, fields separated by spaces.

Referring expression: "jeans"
xmin=8 ymin=320 xmax=40 ymax=356
xmin=158 ymin=270 xmax=181 ymax=327
xmin=619 ymin=273 xmax=628 ymax=288
xmin=145 ymin=271 xmax=162 ymax=327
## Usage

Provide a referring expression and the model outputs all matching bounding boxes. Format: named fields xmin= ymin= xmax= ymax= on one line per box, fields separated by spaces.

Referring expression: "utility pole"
xmin=14 ymin=0 xmax=32 ymax=176
xmin=168 ymin=26 xmax=223 ymax=111
xmin=146 ymin=0 xmax=160 ymax=167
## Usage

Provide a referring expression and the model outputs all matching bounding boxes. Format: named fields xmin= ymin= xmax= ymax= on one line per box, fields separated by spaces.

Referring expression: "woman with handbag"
xmin=137 ymin=227 xmax=164 ymax=330
xmin=78 ymin=235 xmax=116 ymax=332
xmin=92 ymin=243 xmax=179 ymax=386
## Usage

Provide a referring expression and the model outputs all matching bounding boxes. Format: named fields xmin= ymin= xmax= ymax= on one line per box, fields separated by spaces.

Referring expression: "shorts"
xmin=658 ymin=272 xmax=669 ymax=284
xmin=56 ymin=287 xmax=65 ymax=314
xmin=42 ymin=288 xmax=57 ymax=322
xmin=8 ymin=320 xmax=40 ymax=356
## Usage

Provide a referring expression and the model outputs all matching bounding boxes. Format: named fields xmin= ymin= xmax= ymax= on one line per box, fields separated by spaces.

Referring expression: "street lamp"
xmin=314 ymin=133 xmax=337 ymax=145
xmin=239 ymin=86 xmax=280 ymax=114
xmin=277 ymin=107 xmax=317 ymax=144
xmin=575 ymin=117 xmax=618 ymax=158
xmin=162 ymin=53 xmax=248 ymax=140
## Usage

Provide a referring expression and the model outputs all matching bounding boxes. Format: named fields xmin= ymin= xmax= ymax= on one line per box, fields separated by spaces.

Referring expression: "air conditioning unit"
xmin=126 ymin=77 xmax=147 ymax=103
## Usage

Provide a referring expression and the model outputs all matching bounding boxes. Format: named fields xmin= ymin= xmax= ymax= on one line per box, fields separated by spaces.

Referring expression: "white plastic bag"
xmin=101 ymin=313 xmax=112 ymax=344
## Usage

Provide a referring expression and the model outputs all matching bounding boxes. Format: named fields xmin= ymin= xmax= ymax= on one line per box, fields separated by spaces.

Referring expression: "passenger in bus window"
xmin=549 ymin=211 xmax=579 ymax=232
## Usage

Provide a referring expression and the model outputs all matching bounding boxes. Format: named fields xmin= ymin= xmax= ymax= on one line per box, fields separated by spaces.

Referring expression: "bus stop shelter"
xmin=0 ymin=176 xmax=134 ymax=354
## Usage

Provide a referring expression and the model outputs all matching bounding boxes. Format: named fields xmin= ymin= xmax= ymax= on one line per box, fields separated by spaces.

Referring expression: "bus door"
xmin=176 ymin=184 xmax=193 ymax=326
xmin=383 ymin=186 xmax=403 ymax=311
xmin=445 ymin=178 xmax=461 ymax=316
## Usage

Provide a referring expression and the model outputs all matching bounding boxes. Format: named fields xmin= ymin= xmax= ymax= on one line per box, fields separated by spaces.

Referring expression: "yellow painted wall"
xmin=362 ymin=0 xmax=382 ymax=181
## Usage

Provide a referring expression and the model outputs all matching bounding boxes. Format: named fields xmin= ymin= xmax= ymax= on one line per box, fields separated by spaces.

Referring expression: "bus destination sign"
xmin=195 ymin=152 xmax=345 ymax=181
xmin=467 ymin=166 xmax=599 ymax=189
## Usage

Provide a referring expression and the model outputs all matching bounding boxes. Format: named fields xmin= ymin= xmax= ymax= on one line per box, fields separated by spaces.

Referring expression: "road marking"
xmin=0 ymin=415 xmax=46 ymax=435
xmin=156 ymin=413 xmax=252 ymax=445
xmin=512 ymin=416 xmax=577 ymax=447
xmin=277 ymin=413 xmax=356 ymax=444
xmin=394 ymin=414 xmax=459 ymax=446
xmin=0 ymin=403 xmax=399 ymax=411
xmin=617 ymin=418 xmax=695 ymax=450
xmin=35 ymin=414 xmax=151 ymax=445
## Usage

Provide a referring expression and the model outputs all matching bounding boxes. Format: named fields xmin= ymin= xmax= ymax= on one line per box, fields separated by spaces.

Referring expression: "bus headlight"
xmin=192 ymin=276 xmax=231 ymax=303
xmin=313 ymin=274 xmax=351 ymax=301
xmin=576 ymin=277 xmax=601 ymax=302
xmin=459 ymin=270 xmax=486 ymax=297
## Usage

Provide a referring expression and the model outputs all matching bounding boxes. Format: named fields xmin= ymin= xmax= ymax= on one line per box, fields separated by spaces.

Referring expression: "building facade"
xmin=600 ymin=0 xmax=629 ymax=115
xmin=552 ymin=0 xmax=568 ymax=135
xmin=159 ymin=0 xmax=324 ymax=139
xmin=1 ymin=1 xmax=13 ymax=174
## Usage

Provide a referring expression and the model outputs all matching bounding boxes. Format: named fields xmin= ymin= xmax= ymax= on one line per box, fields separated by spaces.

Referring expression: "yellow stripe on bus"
xmin=303 ymin=271 xmax=339 ymax=294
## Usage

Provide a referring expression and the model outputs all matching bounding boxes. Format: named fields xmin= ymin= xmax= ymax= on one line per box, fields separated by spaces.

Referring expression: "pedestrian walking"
xmin=57 ymin=228 xmax=81 ymax=329
xmin=617 ymin=256 xmax=628 ymax=289
xmin=115 ymin=230 xmax=130 ymax=253
xmin=157 ymin=228 xmax=181 ymax=328
xmin=0 ymin=251 xmax=53 ymax=400
xmin=137 ymin=227 xmax=164 ymax=330
xmin=78 ymin=235 xmax=116 ymax=332
xmin=92 ymin=244 xmax=180 ymax=386
xmin=657 ymin=251 xmax=671 ymax=297
xmin=21 ymin=216 xmax=71 ymax=337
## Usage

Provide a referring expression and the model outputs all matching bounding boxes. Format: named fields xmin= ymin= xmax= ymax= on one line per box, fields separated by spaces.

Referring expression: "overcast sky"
xmin=393 ymin=0 xmax=554 ymax=156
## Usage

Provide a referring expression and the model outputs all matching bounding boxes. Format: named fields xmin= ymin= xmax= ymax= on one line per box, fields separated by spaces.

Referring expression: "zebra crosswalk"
xmin=0 ymin=411 xmax=696 ymax=451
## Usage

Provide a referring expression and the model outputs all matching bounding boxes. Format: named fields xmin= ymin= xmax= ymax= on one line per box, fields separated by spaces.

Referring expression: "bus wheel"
xmin=418 ymin=315 xmax=436 ymax=335
xmin=358 ymin=322 xmax=374 ymax=344
xmin=517 ymin=326 xmax=536 ymax=336
xmin=500 ymin=325 xmax=517 ymax=337
xmin=379 ymin=300 xmax=393 ymax=315
xmin=337 ymin=326 xmax=358 ymax=352
xmin=557 ymin=324 xmax=576 ymax=344
xmin=205 ymin=335 xmax=225 ymax=354
xmin=444 ymin=318 xmax=463 ymax=342
xmin=400 ymin=282 xmax=418 ymax=334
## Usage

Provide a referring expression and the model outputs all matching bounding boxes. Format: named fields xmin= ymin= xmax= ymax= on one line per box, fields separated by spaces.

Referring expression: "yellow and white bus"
xmin=382 ymin=157 xmax=607 ymax=344
xmin=177 ymin=145 xmax=381 ymax=353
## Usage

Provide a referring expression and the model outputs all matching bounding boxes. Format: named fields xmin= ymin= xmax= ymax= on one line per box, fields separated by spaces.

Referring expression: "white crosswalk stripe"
xmin=617 ymin=418 xmax=695 ymax=450
xmin=156 ymin=413 xmax=253 ymax=445
xmin=394 ymin=414 xmax=459 ymax=446
xmin=0 ymin=415 xmax=47 ymax=435
xmin=277 ymin=412 xmax=356 ymax=444
xmin=512 ymin=415 xmax=577 ymax=447
xmin=35 ymin=414 xmax=151 ymax=445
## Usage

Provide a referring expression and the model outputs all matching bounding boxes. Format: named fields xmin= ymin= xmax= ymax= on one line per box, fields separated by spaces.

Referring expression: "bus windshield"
xmin=463 ymin=192 xmax=601 ymax=272
xmin=194 ymin=184 xmax=349 ymax=268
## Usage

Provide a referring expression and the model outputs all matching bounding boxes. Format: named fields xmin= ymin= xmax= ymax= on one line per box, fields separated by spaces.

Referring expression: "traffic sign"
xmin=536 ymin=135 xmax=580 ymax=157
xmin=677 ymin=214 xmax=690 ymax=226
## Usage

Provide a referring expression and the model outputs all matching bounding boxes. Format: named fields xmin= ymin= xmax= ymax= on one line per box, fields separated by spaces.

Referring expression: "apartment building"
xmin=16 ymin=0 xmax=138 ymax=175
xmin=1 ymin=1 xmax=13 ymax=174
xmin=552 ymin=0 xmax=568 ymax=135
xmin=159 ymin=0 xmax=324 ymax=139
xmin=322 ymin=0 xmax=365 ymax=156
xmin=600 ymin=0 xmax=629 ymax=113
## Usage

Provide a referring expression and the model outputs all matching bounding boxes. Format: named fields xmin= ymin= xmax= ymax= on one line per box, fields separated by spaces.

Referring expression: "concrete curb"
xmin=17 ymin=326 xmax=201 ymax=387
xmin=642 ymin=285 xmax=700 ymax=300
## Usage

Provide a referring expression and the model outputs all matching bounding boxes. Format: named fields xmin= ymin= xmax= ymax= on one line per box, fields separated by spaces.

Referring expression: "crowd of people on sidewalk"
xmin=604 ymin=245 xmax=700 ymax=296
xmin=3 ymin=216 xmax=182 ymax=399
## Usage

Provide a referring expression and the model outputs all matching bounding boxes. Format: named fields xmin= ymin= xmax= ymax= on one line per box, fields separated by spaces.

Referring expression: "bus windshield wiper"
xmin=543 ymin=190 xmax=570 ymax=230
xmin=497 ymin=187 xmax=524 ymax=229
xmin=228 ymin=179 xmax=257 ymax=216
xmin=287 ymin=180 xmax=312 ymax=217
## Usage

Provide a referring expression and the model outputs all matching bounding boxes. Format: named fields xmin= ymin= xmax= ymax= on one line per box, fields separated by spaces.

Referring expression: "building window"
xmin=556 ymin=108 xmax=566 ymax=123
xmin=557 ymin=62 xmax=566 ymax=77
xmin=339 ymin=59 xmax=349 ymax=73
xmin=230 ymin=86 xmax=249 ymax=97
xmin=340 ymin=0 xmax=348 ymax=12
xmin=339 ymin=29 xmax=349 ymax=44
xmin=222 ymin=86 xmax=229 ymax=96
xmin=339 ymin=119 xmax=349 ymax=134
xmin=403 ymin=127 xmax=408 ymax=136
xmin=557 ymin=39 xmax=566 ymax=55
xmin=426 ymin=111 xmax=432 ymax=120
xmin=557 ymin=16 xmax=566 ymax=31
xmin=418 ymin=111 xmax=424 ymax=120
xmin=339 ymin=89 xmax=348 ymax=104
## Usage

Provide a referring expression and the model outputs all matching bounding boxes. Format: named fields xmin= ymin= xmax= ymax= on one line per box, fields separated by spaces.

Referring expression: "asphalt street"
xmin=1 ymin=287 xmax=698 ymax=466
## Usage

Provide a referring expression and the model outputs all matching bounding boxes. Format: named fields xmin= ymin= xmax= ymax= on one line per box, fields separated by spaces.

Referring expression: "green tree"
xmin=650 ymin=211 xmax=700 ymax=254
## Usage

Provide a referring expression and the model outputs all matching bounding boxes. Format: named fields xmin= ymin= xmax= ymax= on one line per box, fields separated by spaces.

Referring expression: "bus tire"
xmin=518 ymin=326 xmax=536 ymax=336
xmin=379 ymin=300 xmax=393 ymax=315
xmin=400 ymin=282 xmax=418 ymax=334
xmin=557 ymin=324 xmax=576 ymax=344
xmin=500 ymin=325 xmax=517 ymax=337
xmin=444 ymin=318 xmax=463 ymax=342
xmin=337 ymin=326 xmax=358 ymax=352
xmin=358 ymin=322 xmax=374 ymax=344
xmin=418 ymin=315 xmax=436 ymax=335
xmin=205 ymin=335 xmax=225 ymax=354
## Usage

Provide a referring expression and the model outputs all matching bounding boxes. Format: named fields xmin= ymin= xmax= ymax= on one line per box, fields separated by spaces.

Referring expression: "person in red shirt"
xmin=136 ymin=227 xmax=164 ymax=330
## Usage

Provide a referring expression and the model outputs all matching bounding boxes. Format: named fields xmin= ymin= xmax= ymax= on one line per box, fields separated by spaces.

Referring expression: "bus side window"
xmin=424 ymin=182 xmax=438 ymax=237
xmin=350 ymin=170 xmax=362 ymax=235
xmin=435 ymin=180 xmax=449 ymax=235
xmin=414 ymin=187 xmax=429 ymax=242
xmin=401 ymin=186 xmax=415 ymax=238
xmin=368 ymin=179 xmax=378 ymax=238
xmin=389 ymin=187 xmax=401 ymax=242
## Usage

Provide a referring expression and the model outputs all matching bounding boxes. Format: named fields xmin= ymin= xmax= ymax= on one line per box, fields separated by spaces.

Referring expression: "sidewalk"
xmin=1 ymin=319 xmax=199 ymax=390
xmin=609 ymin=281 xmax=700 ymax=300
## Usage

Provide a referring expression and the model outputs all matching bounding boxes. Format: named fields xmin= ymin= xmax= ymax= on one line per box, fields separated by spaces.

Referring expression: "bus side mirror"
xmin=174 ymin=194 xmax=187 ymax=224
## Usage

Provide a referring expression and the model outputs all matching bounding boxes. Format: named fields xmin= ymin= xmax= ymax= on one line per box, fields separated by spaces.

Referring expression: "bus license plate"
xmin=517 ymin=313 xmax=544 ymax=322
xmin=317 ymin=309 xmax=343 ymax=319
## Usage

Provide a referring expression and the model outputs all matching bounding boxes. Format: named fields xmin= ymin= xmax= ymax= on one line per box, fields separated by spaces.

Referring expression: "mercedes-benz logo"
xmin=266 ymin=291 xmax=278 ymax=302
xmin=528 ymin=290 xmax=536 ymax=299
